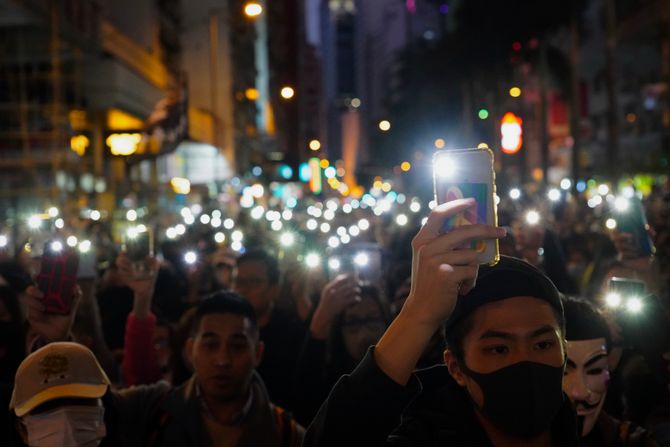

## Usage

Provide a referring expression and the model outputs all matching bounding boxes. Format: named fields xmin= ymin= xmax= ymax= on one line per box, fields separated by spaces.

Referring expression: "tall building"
xmin=311 ymin=0 xmax=444 ymax=184
xmin=0 ymin=0 xmax=180 ymax=217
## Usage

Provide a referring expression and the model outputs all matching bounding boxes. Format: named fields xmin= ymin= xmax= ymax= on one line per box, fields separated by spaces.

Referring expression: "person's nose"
xmin=564 ymin=374 xmax=590 ymax=401
xmin=214 ymin=346 xmax=232 ymax=367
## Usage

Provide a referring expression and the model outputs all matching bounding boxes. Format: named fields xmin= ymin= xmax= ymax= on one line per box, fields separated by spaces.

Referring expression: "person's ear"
xmin=185 ymin=337 xmax=195 ymax=364
xmin=444 ymin=349 xmax=467 ymax=387
xmin=255 ymin=340 xmax=265 ymax=367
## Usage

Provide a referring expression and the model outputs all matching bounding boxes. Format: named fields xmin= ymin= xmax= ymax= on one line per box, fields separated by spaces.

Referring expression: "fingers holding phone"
xmin=116 ymin=252 xmax=158 ymax=299
xmin=122 ymin=226 xmax=155 ymax=280
xmin=310 ymin=274 xmax=361 ymax=339
xmin=403 ymin=200 xmax=506 ymax=329
xmin=433 ymin=148 xmax=499 ymax=265
xmin=26 ymin=284 xmax=81 ymax=345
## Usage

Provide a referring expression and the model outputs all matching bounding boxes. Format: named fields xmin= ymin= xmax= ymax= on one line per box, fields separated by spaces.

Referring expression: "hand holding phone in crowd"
xmin=25 ymin=284 xmax=81 ymax=345
xmin=122 ymin=226 xmax=154 ymax=280
xmin=609 ymin=196 xmax=655 ymax=260
xmin=117 ymin=252 xmax=158 ymax=319
xmin=433 ymin=147 xmax=500 ymax=266
xmin=35 ymin=241 xmax=80 ymax=315
xmin=309 ymin=274 xmax=360 ymax=340
xmin=374 ymin=199 xmax=506 ymax=386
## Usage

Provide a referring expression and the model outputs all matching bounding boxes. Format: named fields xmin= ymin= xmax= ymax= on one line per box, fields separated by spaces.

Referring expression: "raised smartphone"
xmin=35 ymin=241 xmax=80 ymax=314
xmin=433 ymin=148 xmax=499 ymax=265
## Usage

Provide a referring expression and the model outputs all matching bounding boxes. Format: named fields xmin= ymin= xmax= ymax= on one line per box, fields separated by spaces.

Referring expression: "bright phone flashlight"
xmin=525 ymin=210 xmax=540 ymax=225
xmin=614 ymin=197 xmax=629 ymax=212
xmin=626 ymin=297 xmax=643 ymax=313
xmin=354 ymin=252 xmax=369 ymax=267
xmin=184 ymin=251 xmax=197 ymax=265
xmin=51 ymin=241 xmax=63 ymax=252
xmin=78 ymin=240 xmax=92 ymax=253
xmin=280 ymin=232 xmax=295 ymax=247
xmin=328 ymin=258 xmax=341 ymax=271
xmin=305 ymin=253 xmax=320 ymax=269
xmin=605 ymin=292 xmax=621 ymax=308
xmin=434 ymin=156 xmax=456 ymax=177
xmin=509 ymin=188 xmax=521 ymax=200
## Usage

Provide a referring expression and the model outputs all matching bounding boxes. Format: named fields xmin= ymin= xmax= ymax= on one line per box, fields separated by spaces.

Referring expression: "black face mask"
xmin=461 ymin=361 xmax=565 ymax=439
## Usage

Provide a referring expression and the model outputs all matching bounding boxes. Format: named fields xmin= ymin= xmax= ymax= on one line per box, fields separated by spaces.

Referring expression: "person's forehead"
xmin=468 ymin=296 xmax=560 ymax=335
xmin=566 ymin=338 xmax=607 ymax=362
xmin=198 ymin=313 xmax=252 ymax=335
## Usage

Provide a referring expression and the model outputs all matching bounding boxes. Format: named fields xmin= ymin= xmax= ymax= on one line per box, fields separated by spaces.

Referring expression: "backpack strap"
xmin=272 ymin=404 xmax=298 ymax=447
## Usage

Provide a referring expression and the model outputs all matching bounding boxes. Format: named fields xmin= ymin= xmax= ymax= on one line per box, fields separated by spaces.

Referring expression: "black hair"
xmin=561 ymin=295 xmax=611 ymax=349
xmin=191 ymin=291 xmax=259 ymax=338
xmin=236 ymin=249 xmax=280 ymax=285
xmin=445 ymin=297 xmax=566 ymax=363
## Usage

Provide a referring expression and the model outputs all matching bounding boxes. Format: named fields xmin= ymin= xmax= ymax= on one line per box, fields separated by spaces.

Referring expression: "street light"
xmin=509 ymin=87 xmax=522 ymax=98
xmin=244 ymin=2 xmax=263 ymax=18
xmin=309 ymin=139 xmax=321 ymax=151
xmin=379 ymin=120 xmax=391 ymax=131
xmin=245 ymin=88 xmax=260 ymax=100
xmin=280 ymin=86 xmax=295 ymax=99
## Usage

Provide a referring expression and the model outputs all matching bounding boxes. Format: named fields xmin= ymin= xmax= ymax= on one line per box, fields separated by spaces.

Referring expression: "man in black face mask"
xmin=304 ymin=199 xmax=578 ymax=446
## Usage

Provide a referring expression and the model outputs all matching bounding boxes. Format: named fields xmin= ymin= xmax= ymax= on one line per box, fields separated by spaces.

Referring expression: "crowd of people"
xmin=0 ymin=178 xmax=669 ymax=446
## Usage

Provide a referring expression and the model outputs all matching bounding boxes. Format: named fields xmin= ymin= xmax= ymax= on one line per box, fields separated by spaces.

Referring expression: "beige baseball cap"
xmin=10 ymin=342 xmax=110 ymax=417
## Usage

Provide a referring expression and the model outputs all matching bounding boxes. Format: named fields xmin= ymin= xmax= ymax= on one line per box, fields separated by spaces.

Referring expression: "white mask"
xmin=22 ymin=404 xmax=106 ymax=447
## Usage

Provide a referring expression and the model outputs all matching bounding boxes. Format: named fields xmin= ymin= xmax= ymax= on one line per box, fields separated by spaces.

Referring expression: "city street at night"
xmin=0 ymin=1 xmax=669 ymax=446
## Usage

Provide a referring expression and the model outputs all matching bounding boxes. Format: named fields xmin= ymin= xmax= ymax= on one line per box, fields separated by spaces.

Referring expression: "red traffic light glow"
xmin=500 ymin=112 xmax=523 ymax=154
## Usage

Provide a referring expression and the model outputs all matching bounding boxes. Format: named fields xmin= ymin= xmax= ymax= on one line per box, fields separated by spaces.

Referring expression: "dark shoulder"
xmin=597 ymin=412 xmax=659 ymax=447
xmin=265 ymin=308 xmax=306 ymax=335
xmin=399 ymin=365 xmax=480 ymax=437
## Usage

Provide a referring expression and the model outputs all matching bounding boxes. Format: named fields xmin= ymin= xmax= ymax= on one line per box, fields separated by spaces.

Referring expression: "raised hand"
xmin=116 ymin=253 xmax=158 ymax=318
xmin=401 ymin=198 xmax=506 ymax=327
xmin=375 ymin=198 xmax=506 ymax=385
xmin=309 ymin=274 xmax=360 ymax=339
xmin=25 ymin=285 xmax=81 ymax=345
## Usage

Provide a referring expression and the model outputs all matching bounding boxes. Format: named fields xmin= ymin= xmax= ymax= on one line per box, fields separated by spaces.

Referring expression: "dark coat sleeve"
xmin=303 ymin=347 xmax=421 ymax=447
xmin=292 ymin=333 xmax=328 ymax=425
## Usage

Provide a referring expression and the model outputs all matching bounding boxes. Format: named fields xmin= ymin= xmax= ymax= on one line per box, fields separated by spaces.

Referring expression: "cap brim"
xmin=13 ymin=383 xmax=108 ymax=417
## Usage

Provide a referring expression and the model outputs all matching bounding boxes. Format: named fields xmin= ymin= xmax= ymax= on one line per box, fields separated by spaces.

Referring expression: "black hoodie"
xmin=304 ymin=348 xmax=579 ymax=446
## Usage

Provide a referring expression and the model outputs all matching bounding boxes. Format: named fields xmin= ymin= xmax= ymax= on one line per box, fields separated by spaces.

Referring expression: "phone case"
xmin=36 ymin=245 xmax=79 ymax=314
xmin=433 ymin=147 xmax=499 ymax=266
xmin=612 ymin=197 xmax=655 ymax=257
xmin=122 ymin=229 xmax=154 ymax=279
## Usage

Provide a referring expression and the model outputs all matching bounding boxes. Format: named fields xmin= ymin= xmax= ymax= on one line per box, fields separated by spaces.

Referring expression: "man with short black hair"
xmin=233 ymin=250 xmax=305 ymax=410
xmin=304 ymin=199 xmax=579 ymax=446
xmin=15 ymin=268 xmax=304 ymax=447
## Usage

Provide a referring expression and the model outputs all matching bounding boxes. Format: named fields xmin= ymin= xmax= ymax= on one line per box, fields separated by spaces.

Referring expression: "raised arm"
xmin=118 ymin=253 xmax=163 ymax=386
xmin=304 ymin=199 xmax=506 ymax=446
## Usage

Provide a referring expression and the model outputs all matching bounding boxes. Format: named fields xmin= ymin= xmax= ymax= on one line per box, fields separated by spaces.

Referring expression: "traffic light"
xmin=500 ymin=112 xmax=522 ymax=154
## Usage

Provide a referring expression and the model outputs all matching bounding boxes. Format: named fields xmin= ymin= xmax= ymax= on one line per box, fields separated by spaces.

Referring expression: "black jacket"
xmin=304 ymin=348 xmax=579 ymax=446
